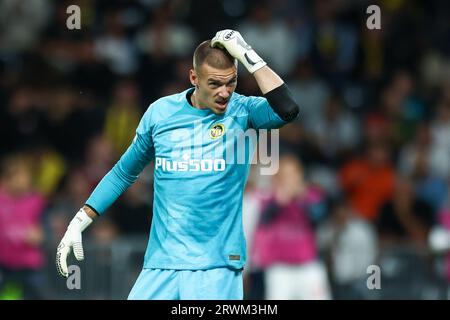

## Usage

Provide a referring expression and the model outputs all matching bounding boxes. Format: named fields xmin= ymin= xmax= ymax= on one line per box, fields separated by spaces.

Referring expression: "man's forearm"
xmin=253 ymin=65 xmax=284 ymax=94
xmin=254 ymin=66 xmax=300 ymax=122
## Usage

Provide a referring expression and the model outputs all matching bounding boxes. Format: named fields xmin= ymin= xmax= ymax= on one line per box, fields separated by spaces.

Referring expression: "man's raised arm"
xmin=211 ymin=29 xmax=299 ymax=122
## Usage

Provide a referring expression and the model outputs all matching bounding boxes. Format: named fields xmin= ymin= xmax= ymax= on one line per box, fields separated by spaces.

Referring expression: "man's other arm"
xmin=56 ymin=107 xmax=155 ymax=278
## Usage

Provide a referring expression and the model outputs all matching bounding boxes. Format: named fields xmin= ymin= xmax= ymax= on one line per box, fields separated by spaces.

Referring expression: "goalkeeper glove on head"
xmin=211 ymin=29 xmax=267 ymax=74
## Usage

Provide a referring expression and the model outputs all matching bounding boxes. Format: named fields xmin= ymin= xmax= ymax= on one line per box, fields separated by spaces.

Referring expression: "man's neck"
xmin=190 ymin=89 xmax=206 ymax=110
xmin=190 ymin=89 xmax=198 ymax=108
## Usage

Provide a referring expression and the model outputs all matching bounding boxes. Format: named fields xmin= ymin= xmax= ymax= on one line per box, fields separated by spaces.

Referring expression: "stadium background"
xmin=0 ymin=0 xmax=450 ymax=299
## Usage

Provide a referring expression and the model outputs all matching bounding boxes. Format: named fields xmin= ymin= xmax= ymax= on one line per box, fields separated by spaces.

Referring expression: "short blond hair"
xmin=193 ymin=40 xmax=236 ymax=71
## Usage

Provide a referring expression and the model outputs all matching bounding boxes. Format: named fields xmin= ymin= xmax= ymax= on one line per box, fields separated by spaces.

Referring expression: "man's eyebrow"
xmin=208 ymin=76 xmax=237 ymax=84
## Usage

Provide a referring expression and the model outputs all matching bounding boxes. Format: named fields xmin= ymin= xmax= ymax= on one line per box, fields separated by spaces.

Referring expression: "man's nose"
xmin=218 ymin=85 xmax=231 ymax=98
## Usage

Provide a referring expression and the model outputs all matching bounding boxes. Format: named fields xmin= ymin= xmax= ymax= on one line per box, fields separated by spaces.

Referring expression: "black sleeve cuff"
xmin=264 ymin=83 xmax=300 ymax=122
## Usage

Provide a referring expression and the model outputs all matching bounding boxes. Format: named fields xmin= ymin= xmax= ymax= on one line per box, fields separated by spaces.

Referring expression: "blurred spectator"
xmin=135 ymin=4 xmax=196 ymax=58
xmin=376 ymin=177 xmax=439 ymax=299
xmin=430 ymin=203 xmax=450 ymax=291
xmin=135 ymin=3 xmax=196 ymax=100
xmin=45 ymin=168 xmax=92 ymax=245
xmin=317 ymin=199 xmax=378 ymax=299
xmin=159 ymin=56 xmax=192 ymax=96
xmin=428 ymin=197 xmax=450 ymax=291
xmin=363 ymin=113 xmax=390 ymax=146
xmin=289 ymin=59 xmax=330 ymax=127
xmin=0 ymin=0 xmax=50 ymax=54
xmin=82 ymin=135 xmax=116 ymax=188
xmin=376 ymin=177 xmax=435 ymax=248
xmin=0 ymin=153 xmax=47 ymax=299
xmin=339 ymin=141 xmax=395 ymax=221
xmin=428 ymin=99 xmax=450 ymax=179
xmin=308 ymin=0 xmax=358 ymax=84
xmin=280 ymin=59 xmax=331 ymax=165
xmin=238 ymin=1 xmax=299 ymax=77
xmin=398 ymin=122 xmax=449 ymax=212
xmin=398 ymin=122 xmax=433 ymax=177
xmin=306 ymin=91 xmax=361 ymax=166
xmin=380 ymin=70 xmax=426 ymax=153
xmin=41 ymin=86 xmax=79 ymax=158
xmin=89 ymin=217 xmax=119 ymax=246
xmin=70 ymin=36 xmax=116 ymax=97
xmin=250 ymin=154 xmax=331 ymax=300
xmin=54 ymin=88 xmax=106 ymax=160
xmin=94 ymin=9 xmax=138 ymax=75
xmin=361 ymin=27 xmax=384 ymax=82
xmin=103 ymin=79 xmax=142 ymax=157
xmin=33 ymin=146 xmax=67 ymax=198
xmin=109 ymin=180 xmax=153 ymax=236
xmin=2 ymin=86 xmax=47 ymax=153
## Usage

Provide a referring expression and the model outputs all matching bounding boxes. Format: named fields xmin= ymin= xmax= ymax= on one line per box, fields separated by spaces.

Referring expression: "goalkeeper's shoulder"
xmin=141 ymin=89 xmax=191 ymax=123
xmin=228 ymin=91 xmax=263 ymax=113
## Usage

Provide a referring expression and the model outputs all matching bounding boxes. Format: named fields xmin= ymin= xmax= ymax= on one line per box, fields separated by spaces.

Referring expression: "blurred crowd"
xmin=0 ymin=0 xmax=450 ymax=299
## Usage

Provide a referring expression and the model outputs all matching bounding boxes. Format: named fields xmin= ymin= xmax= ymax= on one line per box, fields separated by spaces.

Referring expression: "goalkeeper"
xmin=56 ymin=29 xmax=299 ymax=300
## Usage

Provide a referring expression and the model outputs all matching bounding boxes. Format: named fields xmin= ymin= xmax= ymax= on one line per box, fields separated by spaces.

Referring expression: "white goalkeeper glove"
xmin=56 ymin=207 xmax=93 ymax=278
xmin=211 ymin=29 xmax=267 ymax=74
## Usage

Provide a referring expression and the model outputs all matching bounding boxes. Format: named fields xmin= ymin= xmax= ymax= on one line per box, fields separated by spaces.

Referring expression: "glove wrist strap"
xmin=68 ymin=207 xmax=93 ymax=232
xmin=242 ymin=49 xmax=267 ymax=74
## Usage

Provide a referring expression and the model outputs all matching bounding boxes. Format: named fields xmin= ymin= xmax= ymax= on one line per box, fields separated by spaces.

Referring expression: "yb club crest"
xmin=209 ymin=123 xmax=225 ymax=139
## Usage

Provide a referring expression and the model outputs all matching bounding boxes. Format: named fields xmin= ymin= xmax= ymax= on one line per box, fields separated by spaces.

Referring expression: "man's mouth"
xmin=215 ymin=100 xmax=228 ymax=110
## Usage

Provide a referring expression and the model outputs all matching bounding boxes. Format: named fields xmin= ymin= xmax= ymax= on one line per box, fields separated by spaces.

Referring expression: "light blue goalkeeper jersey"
xmin=86 ymin=88 xmax=286 ymax=270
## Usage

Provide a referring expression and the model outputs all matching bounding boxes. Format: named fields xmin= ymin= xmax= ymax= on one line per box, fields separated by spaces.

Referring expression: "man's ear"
xmin=189 ymin=69 xmax=198 ymax=87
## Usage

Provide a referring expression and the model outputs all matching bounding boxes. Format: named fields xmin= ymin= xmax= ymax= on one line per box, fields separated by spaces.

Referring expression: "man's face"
xmin=190 ymin=63 xmax=237 ymax=115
